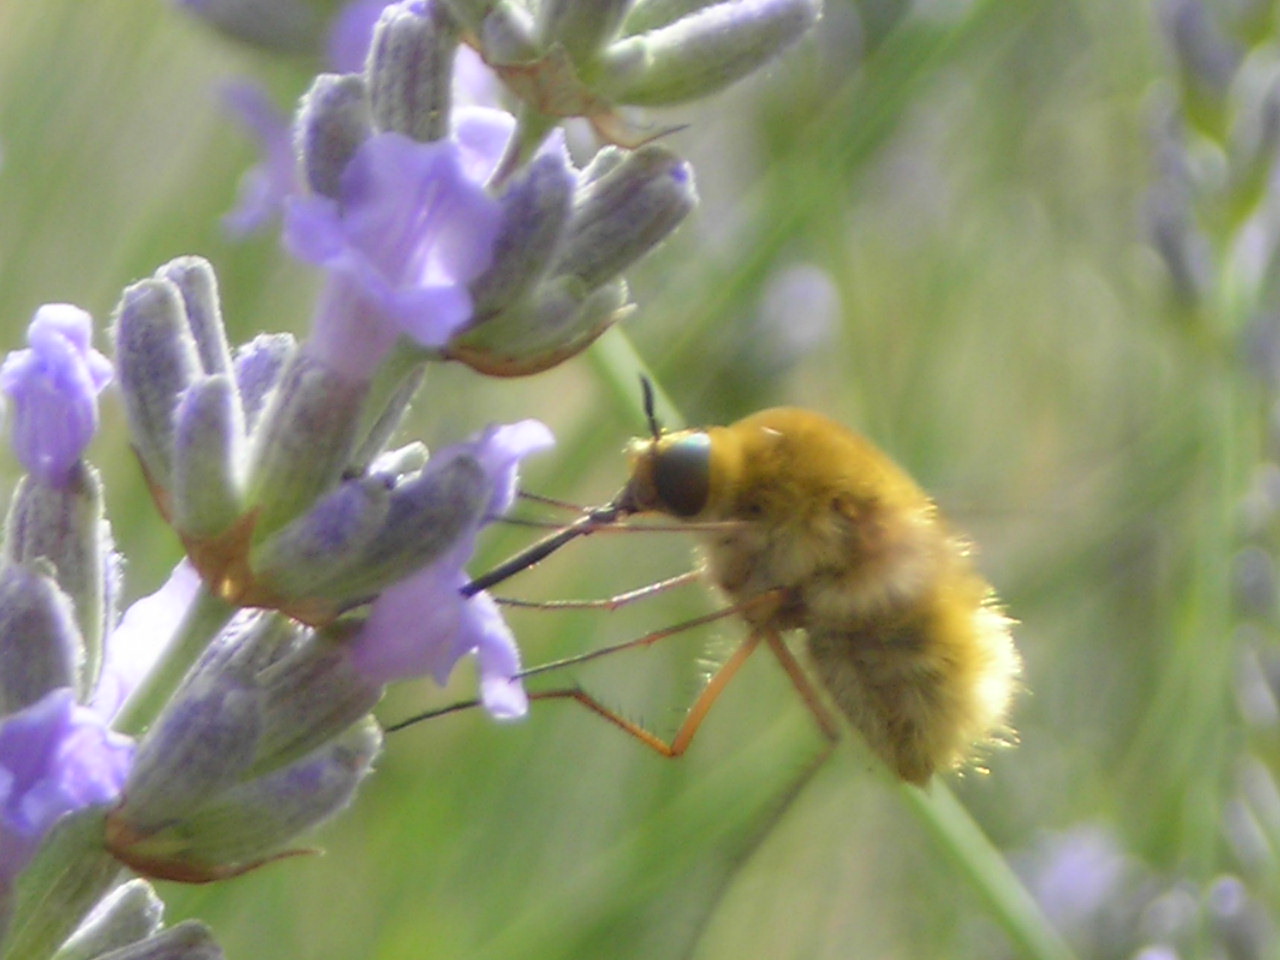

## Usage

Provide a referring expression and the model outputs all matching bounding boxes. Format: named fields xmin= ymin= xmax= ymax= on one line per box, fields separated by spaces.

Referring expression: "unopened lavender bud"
xmin=470 ymin=147 xmax=576 ymax=315
xmin=56 ymin=880 xmax=163 ymax=960
xmin=249 ymin=476 xmax=393 ymax=601
xmin=556 ymin=145 xmax=695 ymax=288
xmin=5 ymin=463 xmax=109 ymax=668
xmin=337 ymin=452 xmax=489 ymax=597
xmin=598 ymin=0 xmax=820 ymax=106
xmin=244 ymin=352 xmax=366 ymax=538
xmin=537 ymin=0 xmax=631 ymax=64
xmin=93 ymin=921 xmax=223 ymax=960
xmin=173 ymin=0 xmax=321 ymax=54
xmin=449 ymin=276 xmax=630 ymax=375
xmin=112 ymin=721 xmax=378 ymax=881
xmin=248 ymin=452 xmax=487 ymax=620
xmin=113 ymin=280 xmax=203 ymax=490
xmin=119 ymin=681 xmax=263 ymax=831
xmin=233 ymin=333 xmax=295 ymax=431
xmin=0 ymin=564 xmax=80 ymax=713
xmin=171 ymin=376 xmax=246 ymax=540
xmin=474 ymin=2 xmax=539 ymax=63
xmin=154 ymin=258 xmax=232 ymax=379
xmin=251 ymin=635 xmax=383 ymax=771
xmin=369 ymin=0 xmax=460 ymax=142
xmin=623 ymin=0 xmax=706 ymax=34
xmin=296 ymin=73 xmax=372 ymax=200
xmin=577 ymin=144 xmax=626 ymax=186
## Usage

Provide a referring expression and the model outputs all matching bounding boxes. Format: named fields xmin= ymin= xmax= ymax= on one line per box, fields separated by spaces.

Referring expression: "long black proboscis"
xmin=461 ymin=500 xmax=626 ymax=597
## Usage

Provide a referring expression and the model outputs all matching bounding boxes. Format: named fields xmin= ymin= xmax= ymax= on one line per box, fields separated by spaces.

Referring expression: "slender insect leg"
xmin=532 ymin=630 xmax=764 ymax=757
xmin=518 ymin=589 xmax=786 ymax=680
xmin=494 ymin=569 xmax=702 ymax=612
xmin=517 ymin=490 xmax=590 ymax=512
xmin=762 ymin=631 xmax=841 ymax=743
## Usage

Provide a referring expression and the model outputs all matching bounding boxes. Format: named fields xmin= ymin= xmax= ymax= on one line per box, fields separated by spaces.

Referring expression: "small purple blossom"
xmin=350 ymin=419 xmax=553 ymax=717
xmin=0 ymin=305 xmax=112 ymax=487
xmin=221 ymin=82 xmax=298 ymax=237
xmin=286 ymin=116 xmax=511 ymax=379
xmin=0 ymin=688 xmax=133 ymax=886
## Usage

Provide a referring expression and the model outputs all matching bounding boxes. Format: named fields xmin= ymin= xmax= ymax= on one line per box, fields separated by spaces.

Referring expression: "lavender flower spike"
xmin=0 ymin=305 xmax=112 ymax=489
xmin=0 ymin=688 xmax=133 ymax=889
xmin=350 ymin=419 xmax=554 ymax=718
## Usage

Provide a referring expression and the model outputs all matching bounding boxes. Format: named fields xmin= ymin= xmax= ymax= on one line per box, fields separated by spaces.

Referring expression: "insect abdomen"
xmin=805 ymin=577 xmax=1017 ymax=784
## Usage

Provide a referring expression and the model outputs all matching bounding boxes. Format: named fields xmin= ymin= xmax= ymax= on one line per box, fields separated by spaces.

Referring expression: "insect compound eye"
xmin=652 ymin=432 xmax=712 ymax=517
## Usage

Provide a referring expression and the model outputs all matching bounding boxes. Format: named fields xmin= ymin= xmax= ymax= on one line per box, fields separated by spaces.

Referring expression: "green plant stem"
xmin=902 ymin=784 xmax=1077 ymax=960
xmin=111 ymin=583 xmax=237 ymax=737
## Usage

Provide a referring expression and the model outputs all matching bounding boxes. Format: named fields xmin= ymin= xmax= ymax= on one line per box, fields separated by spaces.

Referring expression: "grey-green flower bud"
xmin=469 ymin=147 xmax=576 ymax=316
xmin=474 ymin=2 xmax=540 ymax=63
xmin=597 ymin=0 xmax=821 ymax=106
xmin=112 ymin=280 xmax=203 ymax=491
xmin=248 ymin=475 xmax=394 ymax=601
xmin=335 ymin=451 xmax=489 ymax=596
xmin=537 ymin=0 xmax=632 ymax=65
xmin=244 ymin=351 xmax=367 ymax=539
xmin=447 ymin=275 xmax=631 ymax=376
xmin=171 ymin=719 xmax=378 ymax=869
xmin=234 ymin=333 xmax=295 ymax=431
xmin=0 ymin=563 xmax=81 ymax=714
xmin=369 ymin=0 xmax=460 ymax=142
xmin=109 ymin=721 xmax=379 ymax=883
xmin=555 ymin=145 xmax=695 ymax=288
xmin=251 ymin=633 xmax=383 ymax=772
xmin=3 ymin=463 xmax=109 ymax=678
xmin=171 ymin=375 xmax=246 ymax=541
xmin=623 ymin=0 xmax=707 ymax=34
xmin=296 ymin=73 xmax=372 ymax=200
xmin=54 ymin=881 xmax=163 ymax=960
xmin=249 ymin=449 xmax=489 ymax=615
xmin=91 ymin=921 xmax=223 ymax=960
xmin=155 ymin=258 xmax=232 ymax=380
xmin=120 ymin=679 xmax=263 ymax=832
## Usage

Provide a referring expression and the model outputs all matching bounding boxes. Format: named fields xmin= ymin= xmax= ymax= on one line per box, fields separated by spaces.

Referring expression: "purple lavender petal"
xmin=0 ymin=305 xmax=112 ymax=487
xmin=221 ymin=82 xmax=298 ymax=236
xmin=286 ymin=131 xmax=505 ymax=355
xmin=466 ymin=419 xmax=556 ymax=516
xmin=0 ymin=688 xmax=133 ymax=884
xmin=91 ymin=562 xmax=201 ymax=722
xmin=327 ymin=0 xmax=396 ymax=73
xmin=350 ymin=562 xmax=472 ymax=686
xmin=466 ymin=591 xmax=527 ymax=718
xmin=452 ymin=107 xmax=516 ymax=183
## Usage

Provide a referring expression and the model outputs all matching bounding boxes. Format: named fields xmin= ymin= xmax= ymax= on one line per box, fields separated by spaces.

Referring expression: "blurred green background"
xmin=1 ymin=0 xmax=1274 ymax=957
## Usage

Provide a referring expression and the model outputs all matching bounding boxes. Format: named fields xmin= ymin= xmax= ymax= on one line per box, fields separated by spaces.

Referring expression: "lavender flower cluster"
xmin=0 ymin=1 xmax=820 ymax=958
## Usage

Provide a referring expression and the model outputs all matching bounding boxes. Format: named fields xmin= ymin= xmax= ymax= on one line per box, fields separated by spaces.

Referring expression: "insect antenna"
xmin=640 ymin=374 xmax=662 ymax=440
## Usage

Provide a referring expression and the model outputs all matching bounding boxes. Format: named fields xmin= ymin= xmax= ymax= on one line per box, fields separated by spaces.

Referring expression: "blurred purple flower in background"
xmin=0 ymin=305 xmax=112 ymax=488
